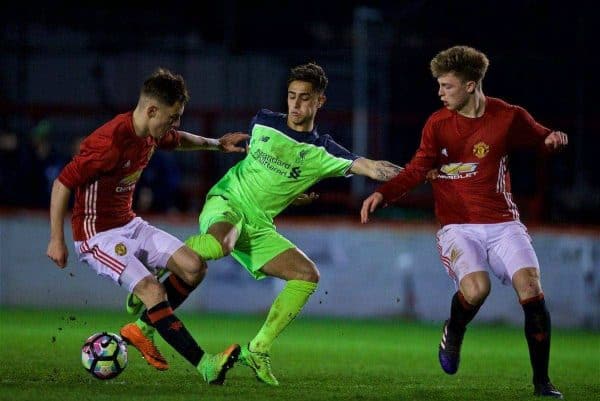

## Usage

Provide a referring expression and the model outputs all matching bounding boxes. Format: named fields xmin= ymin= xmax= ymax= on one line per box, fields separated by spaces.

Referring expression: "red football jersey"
xmin=377 ymin=97 xmax=551 ymax=226
xmin=58 ymin=112 xmax=181 ymax=240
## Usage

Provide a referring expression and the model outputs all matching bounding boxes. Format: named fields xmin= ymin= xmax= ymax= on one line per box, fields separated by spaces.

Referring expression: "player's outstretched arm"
xmin=47 ymin=179 xmax=71 ymax=268
xmin=544 ymin=131 xmax=568 ymax=151
xmin=177 ymin=131 xmax=249 ymax=152
xmin=350 ymin=158 xmax=403 ymax=182
xmin=360 ymin=192 xmax=384 ymax=223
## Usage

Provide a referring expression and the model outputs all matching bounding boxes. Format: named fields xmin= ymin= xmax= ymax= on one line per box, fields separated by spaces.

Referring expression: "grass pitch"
xmin=0 ymin=308 xmax=598 ymax=401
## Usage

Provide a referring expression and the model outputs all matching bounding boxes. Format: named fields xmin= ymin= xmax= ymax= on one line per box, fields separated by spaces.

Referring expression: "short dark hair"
xmin=141 ymin=68 xmax=190 ymax=106
xmin=430 ymin=46 xmax=489 ymax=83
xmin=287 ymin=62 xmax=328 ymax=93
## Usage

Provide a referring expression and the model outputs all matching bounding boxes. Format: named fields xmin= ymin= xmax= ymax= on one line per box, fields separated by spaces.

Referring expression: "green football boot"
xmin=238 ymin=343 xmax=279 ymax=386
xmin=197 ymin=344 xmax=241 ymax=385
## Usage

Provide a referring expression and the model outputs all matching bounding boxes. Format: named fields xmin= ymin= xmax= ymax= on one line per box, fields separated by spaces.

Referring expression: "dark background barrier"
xmin=1 ymin=1 xmax=596 ymax=225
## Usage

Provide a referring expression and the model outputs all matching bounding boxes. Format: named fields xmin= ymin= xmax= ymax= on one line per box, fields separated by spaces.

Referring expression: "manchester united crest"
xmin=472 ymin=141 xmax=489 ymax=158
xmin=115 ymin=243 xmax=127 ymax=256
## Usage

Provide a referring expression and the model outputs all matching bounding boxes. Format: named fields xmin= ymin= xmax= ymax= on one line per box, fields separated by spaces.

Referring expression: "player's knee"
xmin=513 ymin=267 xmax=542 ymax=300
xmin=180 ymin=254 xmax=207 ymax=286
xmin=460 ymin=272 xmax=490 ymax=305
xmin=461 ymin=282 xmax=490 ymax=305
xmin=220 ymin=239 xmax=234 ymax=257
xmin=300 ymin=262 xmax=320 ymax=283
xmin=168 ymin=246 xmax=208 ymax=286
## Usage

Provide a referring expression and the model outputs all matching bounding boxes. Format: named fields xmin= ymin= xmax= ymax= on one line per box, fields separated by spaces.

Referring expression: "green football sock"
xmin=250 ymin=280 xmax=317 ymax=352
xmin=185 ymin=233 xmax=224 ymax=260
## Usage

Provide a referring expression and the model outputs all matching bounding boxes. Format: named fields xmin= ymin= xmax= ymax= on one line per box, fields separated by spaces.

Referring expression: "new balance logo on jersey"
xmin=299 ymin=150 xmax=308 ymax=160
xmin=288 ymin=167 xmax=301 ymax=179
xmin=123 ymin=160 xmax=131 ymax=168
xmin=260 ymin=136 xmax=270 ymax=142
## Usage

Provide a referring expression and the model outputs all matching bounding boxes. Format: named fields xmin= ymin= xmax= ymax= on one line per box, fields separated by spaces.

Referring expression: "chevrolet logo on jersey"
xmin=116 ymin=170 xmax=143 ymax=192
xmin=120 ymin=170 xmax=142 ymax=185
xmin=439 ymin=162 xmax=478 ymax=179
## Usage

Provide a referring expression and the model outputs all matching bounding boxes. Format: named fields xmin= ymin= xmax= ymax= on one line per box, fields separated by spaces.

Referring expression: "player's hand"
xmin=47 ymin=239 xmax=68 ymax=268
xmin=544 ymin=131 xmax=568 ymax=151
xmin=360 ymin=192 xmax=384 ymax=224
xmin=218 ymin=132 xmax=250 ymax=153
xmin=291 ymin=192 xmax=319 ymax=206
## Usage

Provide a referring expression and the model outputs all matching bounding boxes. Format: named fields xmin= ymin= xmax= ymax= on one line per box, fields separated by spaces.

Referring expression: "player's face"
xmin=287 ymin=80 xmax=325 ymax=131
xmin=148 ymin=101 xmax=184 ymax=139
xmin=437 ymin=73 xmax=472 ymax=112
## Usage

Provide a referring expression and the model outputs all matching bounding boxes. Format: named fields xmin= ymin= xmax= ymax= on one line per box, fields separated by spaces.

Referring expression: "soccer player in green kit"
xmin=127 ymin=62 xmax=403 ymax=385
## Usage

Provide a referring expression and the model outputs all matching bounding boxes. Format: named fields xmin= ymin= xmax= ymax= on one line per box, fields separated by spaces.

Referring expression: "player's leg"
xmin=185 ymin=195 xmax=243 ymax=261
xmin=513 ymin=269 xmax=561 ymax=398
xmin=186 ymin=221 xmax=238 ymax=259
xmin=75 ymin=232 xmax=170 ymax=371
xmin=492 ymin=222 xmax=562 ymax=398
xmin=126 ymin=267 xmax=168 ymax=315
xmin=436 ymin=225 xmax=489 ymax=374
xmin=253 ymin=247 xmax=319 ymax=350
xmin=439 ymin=271 xmax=489 ymax=374
xmin=126 ymin=221 xmax=206 ymax=346
xmin=120 ymin=219 xmax=239 ymax=382
xmin=131 ymin=245 xmax=207 ymax=345
xmin=237 ymin=246 xmax=318 ymax=386
xmin=127 ymin=217 xmax=212 ymax=316
xmin=126 ymin=228 xmax=222 ymax=316
xmin=121 ymin=259 xmax=239 ymax=383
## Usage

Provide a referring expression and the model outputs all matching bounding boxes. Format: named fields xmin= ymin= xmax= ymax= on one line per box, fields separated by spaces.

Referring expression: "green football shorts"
xmin=198 ymin=195 xmax=295 ymax=279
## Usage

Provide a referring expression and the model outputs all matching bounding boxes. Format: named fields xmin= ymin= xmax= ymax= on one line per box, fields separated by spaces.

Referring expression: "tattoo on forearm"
xmin=375 ymin=161 xmax=403 ymax=181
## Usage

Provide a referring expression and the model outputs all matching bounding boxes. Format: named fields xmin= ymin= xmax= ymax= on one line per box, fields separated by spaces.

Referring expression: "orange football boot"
xmin=120 ymin=323 xmax=169 ymax=371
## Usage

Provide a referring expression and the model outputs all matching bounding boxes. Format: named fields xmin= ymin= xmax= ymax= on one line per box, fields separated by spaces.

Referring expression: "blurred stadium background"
xmin=0 ymin=2 xmax=598 ymax=328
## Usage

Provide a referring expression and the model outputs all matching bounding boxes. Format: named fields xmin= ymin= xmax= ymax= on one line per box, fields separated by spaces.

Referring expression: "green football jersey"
xmin=207 ymin=109 xmax=358 ymax=220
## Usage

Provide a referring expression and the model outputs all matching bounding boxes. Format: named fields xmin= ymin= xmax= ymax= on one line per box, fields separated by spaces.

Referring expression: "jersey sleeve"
xmin=376 ymin=118 xmax=439 ymax=202
xmin=318 ymin=135 xmax=359 ymax=178
xmin=508 ymin=105 xmax=551 ymax=150
xmin=58 ymin=132 xmax=119 ymax=189
xmin=322 ymin=135 xmax=358 ymax=160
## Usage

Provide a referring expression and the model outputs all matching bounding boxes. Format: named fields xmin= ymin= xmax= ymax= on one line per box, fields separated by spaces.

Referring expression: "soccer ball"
xmin=81 ymin=332 xmax=128 ymax=380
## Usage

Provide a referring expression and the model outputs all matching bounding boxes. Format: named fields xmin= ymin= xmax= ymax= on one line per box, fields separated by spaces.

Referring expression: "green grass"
xmin=1 ymin=308 xmax=598 ymax=401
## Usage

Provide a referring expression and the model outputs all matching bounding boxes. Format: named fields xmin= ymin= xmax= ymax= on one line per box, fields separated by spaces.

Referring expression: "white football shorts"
xmin=436 ymin=221 xmax=540 ymax=287
xmin=74 ymin=217 xmax=183 ymax=292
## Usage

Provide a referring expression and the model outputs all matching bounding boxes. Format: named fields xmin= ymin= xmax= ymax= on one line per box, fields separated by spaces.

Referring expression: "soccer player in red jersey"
xmin=46 ymin=68 xmax=248 ymax=384
xmin=360 ymin=46 xmax=567 ymax=398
